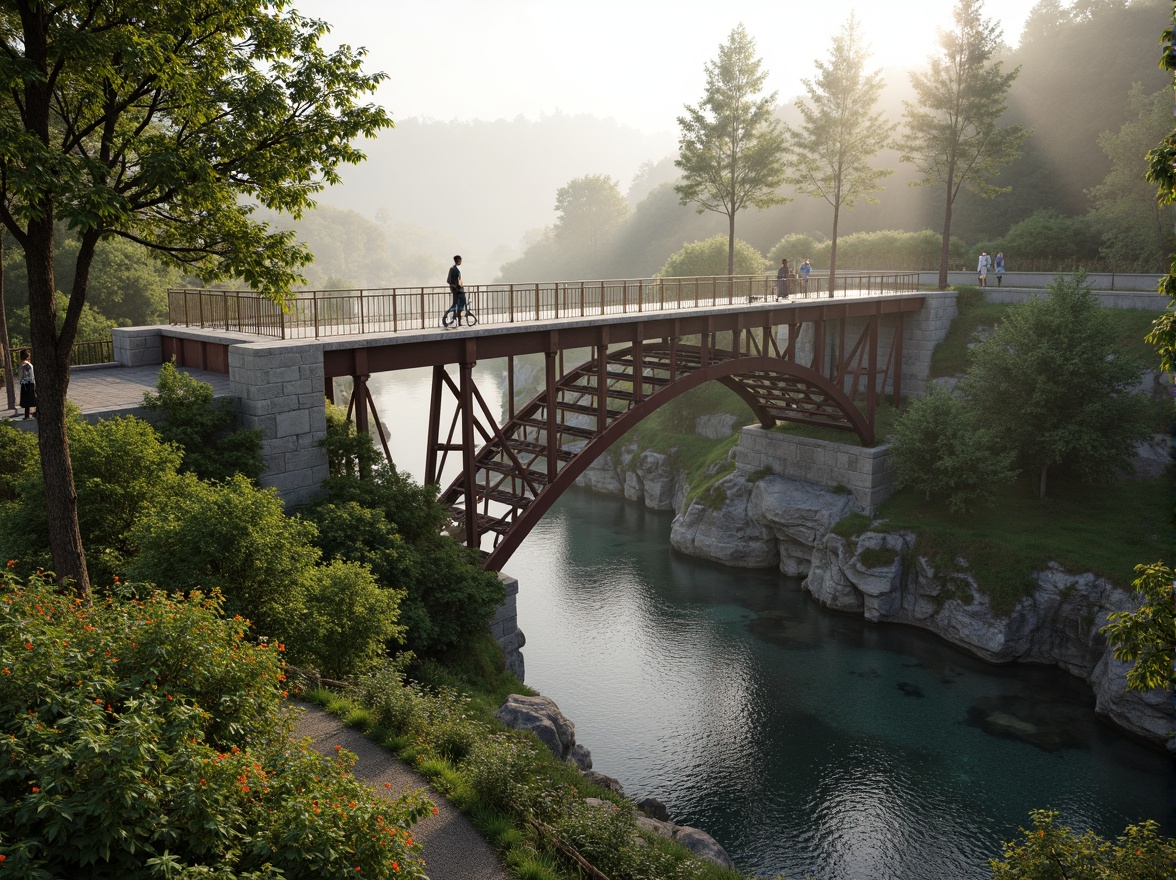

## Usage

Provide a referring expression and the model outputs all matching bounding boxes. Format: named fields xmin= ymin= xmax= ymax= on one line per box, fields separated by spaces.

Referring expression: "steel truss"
xmin=412 ymin=313 xmax=906 ymax=571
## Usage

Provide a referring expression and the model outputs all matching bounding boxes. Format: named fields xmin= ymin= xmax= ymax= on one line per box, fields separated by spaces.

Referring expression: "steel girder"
xmin=425 ymin=313 xmax=902 ymax=571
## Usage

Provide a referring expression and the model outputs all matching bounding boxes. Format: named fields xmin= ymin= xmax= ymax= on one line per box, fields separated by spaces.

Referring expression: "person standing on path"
xmin=799 ymin=258 xmax=812 ymax=294
xmin=446 ymin=255 xmax=466 ymax=327
xmin=976 ymin=251 xmax=991 ymax=288
xmin=776 ymin=258 xmax=790 ymax=300
xmin=994 ymin=252 xmax=1005 ymax=286
xmin=18 ymin=349 xmax=35 ymax=420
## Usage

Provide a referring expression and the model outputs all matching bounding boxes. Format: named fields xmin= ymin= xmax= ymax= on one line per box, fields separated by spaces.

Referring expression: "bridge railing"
xmin=166 ymin=271 xmax=921 ymax=339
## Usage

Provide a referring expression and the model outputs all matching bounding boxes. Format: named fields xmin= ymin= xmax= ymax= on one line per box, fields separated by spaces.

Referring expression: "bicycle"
xmin=441 ymin=292 xmax=479 ymax=328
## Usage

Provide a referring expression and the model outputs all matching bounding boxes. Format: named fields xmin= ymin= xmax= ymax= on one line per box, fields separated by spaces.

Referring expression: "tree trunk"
xmin=727 ymin=211 xmax=736 ymax=278
xmin=19 ymin=4 xmax=91 ymax=596
xmin=937 ymin=185 xmax=953 ymax=291
xmin=0 ymin=234 xmax=13 ymax=411
xmin=26 ymin=216 xmax=90 ymax=596
xmin=828 ymin=203 xmax=841 ymax=298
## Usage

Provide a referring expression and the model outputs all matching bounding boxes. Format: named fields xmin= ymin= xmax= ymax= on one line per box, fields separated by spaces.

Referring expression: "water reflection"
xmin=366 ymin=370 xmax=1173 ymax=880
xmin=507 ymin=490 xmax=1174 ymax=880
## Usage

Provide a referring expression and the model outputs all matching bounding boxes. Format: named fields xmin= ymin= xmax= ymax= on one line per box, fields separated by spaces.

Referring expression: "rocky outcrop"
xmin=495 ymin=694 xmax=591 ymax=768
xmin=804 ymin=530 xmax=1172 ymax=745
xmin=633 ymin=815 xmax=735 ymax=869
xmin=666 ymin=468 xmax=1173 ymax=746
xmin=571 ymin=439 xmax=683 ymax=510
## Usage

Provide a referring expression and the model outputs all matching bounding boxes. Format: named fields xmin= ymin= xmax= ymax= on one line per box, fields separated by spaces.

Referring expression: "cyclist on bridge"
xmin=446 ymin=255 xmax=466 ymax=327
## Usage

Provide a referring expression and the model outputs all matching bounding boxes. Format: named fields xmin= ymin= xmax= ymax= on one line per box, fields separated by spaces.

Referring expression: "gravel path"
xmin=292 ymin=700 xmax=507 ymax=880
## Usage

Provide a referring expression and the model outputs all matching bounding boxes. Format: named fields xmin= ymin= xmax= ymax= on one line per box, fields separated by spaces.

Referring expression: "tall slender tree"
xmin=0 ymin=0 xmax=391 ymax=595
xmin=785 ymin=13 xmax=894 ymax=295
xmin=900 ymin=0 xmax=1028 ymax=289
xmin=675 ymin=24 xmax=788 ymax=277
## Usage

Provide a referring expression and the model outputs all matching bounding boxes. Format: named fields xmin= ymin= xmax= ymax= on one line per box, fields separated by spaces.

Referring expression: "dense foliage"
xmin=989 ymin=809 xmax=1175 ymax=879
xmin=960 ymin=274 xmax=1152 ymax=498
xmin=657 ymin=235 xmax=769 ymax=278
xmin=890 ymin=383 xmax=1016 ymax=513
xmin=1102 ymin=561 xmax=1175 ymax=694
xmin=308 ymin=408 xmax=505 ymax=658
xmin=0 ymin=572 xmax=431 ymax=878
xmin=141 ymin=361 xmax=265 ymax=482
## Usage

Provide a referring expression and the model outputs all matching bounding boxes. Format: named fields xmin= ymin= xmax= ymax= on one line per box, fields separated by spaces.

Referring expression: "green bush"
xmin=656 ymin=235 xmax=768 ymax=277
xmin=297 ymin=559 xmax=405 ymax=680
xmin=126 ymin=473 xmax=319 ymax=641
xmin=990 ymin=809 xmax=1175 ymax=879
xmin=141 ymin=360 xmax=264 ymax=482
xmin=891 ymin=384 xmax=1018 ymax=512
xmin=0 ymin=572 xmax=432 ymax=878
xmin=0 ymin=414 xmax=183 ymax=585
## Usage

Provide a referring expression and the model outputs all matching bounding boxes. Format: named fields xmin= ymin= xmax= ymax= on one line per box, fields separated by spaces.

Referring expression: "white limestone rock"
xmin=694 ymin=413 xmax=740 ymax=439
xmin=669 ymin=472 xmax=778 ymax=568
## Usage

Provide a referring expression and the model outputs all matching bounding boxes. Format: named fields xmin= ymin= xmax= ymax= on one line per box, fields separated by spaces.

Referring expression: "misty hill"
xmin=293 ymin=0 xmax=1168 ymax=285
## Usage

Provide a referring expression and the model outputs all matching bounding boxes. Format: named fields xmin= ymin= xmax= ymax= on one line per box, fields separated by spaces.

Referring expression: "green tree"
xmin=900 ymin=0 xmax=1029 ymax=289
xmin=985 ymin=209 xmax=1102 ymax=271
xmin=657 ymin=235 xmax=767 ymax=278
xmin=141 ymin=361 xmax=265 ymax=482
xmin=675 ymin=24 xmax=788 ymax=277
xmin=1089 ymin=83 xmax=1176 ymax=272
xmin=1101 ymin=561 xmax=1174 ymax=694
xmin=0 ymin=0 xmax=391 ymax=594
xmin=785 ymin=13 xmax=894 ymax=294
xmin=554 ymin=174 xmax=630 ymax=254
xmin=1145 ymin=12 xmax=1176 ymax=372
xmin=961 ymin=273 xmax=1152 ymax=498
xmin=990 ymin=809 xmax=1176 ymax=879
xmin=890 ymin=383 xmax=1017 ymax=512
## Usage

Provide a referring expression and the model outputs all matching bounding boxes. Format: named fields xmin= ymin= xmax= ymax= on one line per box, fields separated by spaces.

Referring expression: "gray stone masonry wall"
xmin=984 ymin=288 xmax=1167 ymax=311
xmin=229 ymin=341 xmax=329 ymax=506
xmin=491 ymin=573 xmax=525 ymax=681
xmin=112 ymin=326 xmax=163 ymax=367
xmin=900 ymin=289 xmax=957 ymax=398
xmin=732 ymin=425 xmax=894 ymax=512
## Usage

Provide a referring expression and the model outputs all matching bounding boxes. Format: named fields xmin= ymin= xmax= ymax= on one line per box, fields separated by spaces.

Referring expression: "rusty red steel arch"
xmin=433 ymin=342 xmax=877 ymax=572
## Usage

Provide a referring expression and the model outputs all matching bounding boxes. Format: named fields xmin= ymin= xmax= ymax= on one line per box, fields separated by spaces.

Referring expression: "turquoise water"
xmin=368 ymin=366 xmax=1172 ymax=879
xmin=505 ymin=490 xmax=1173 ymax=880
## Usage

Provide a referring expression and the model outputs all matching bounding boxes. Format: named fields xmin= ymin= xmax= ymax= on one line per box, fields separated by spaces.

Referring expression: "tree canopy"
xmin=900 ymin=0 xmax=1028 ymax=288
xmin=0 ymin=0 xmax=391 ymax=592
xmin=785 ymin=13 xmax=894 ymax=293
xmin=960 ymin=273 xmax=1152 ymax=498
xmin=675 ymin=24 xmax=788 ymax=277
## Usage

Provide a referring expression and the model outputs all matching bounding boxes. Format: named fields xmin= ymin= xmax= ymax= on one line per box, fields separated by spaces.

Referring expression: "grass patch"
xmin=832 ymin=511 xmax=873 ymax=539
xmin=876 ymin=474 xmax=1170 ymax=616
xmin=858 ymin=546 xmax=900 ymax=569
xmin=930 ymin=286 xmax=1011 ymax=377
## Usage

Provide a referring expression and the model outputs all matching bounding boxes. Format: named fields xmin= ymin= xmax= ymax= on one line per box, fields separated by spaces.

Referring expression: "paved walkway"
xmin=2 ymin=363 xmax=231 ymax=428
xmin=292 ymin=700 xmax=507 ymax=880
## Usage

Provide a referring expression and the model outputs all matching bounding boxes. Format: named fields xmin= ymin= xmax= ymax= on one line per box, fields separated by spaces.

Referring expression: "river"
xmin=370 ymin=366 xmax=1173 ymax=880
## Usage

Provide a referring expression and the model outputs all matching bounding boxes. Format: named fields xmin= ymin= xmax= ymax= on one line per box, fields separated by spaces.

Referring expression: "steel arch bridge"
xmin=323 ymin=297 xmax=923 ymax=571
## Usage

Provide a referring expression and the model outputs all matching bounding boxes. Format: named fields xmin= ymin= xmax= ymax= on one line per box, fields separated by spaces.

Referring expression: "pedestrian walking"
xmin=977 ymin=251 xmax=991 ymax=288
xmin=776 ymin=258 xmax=790 ymax=300
xmin=446 ymin=255 xmax=466 ymax=327
xmin=799 ymin=259 xmax=812 ymax=294
xmin=18 ymin=349 xmax=35 ymax=420
xmin=994 ymin=252 xmax=1005 ymax=286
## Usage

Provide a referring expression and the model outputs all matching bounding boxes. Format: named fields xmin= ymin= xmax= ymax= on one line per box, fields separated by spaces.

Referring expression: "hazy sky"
xmin=293 ymin=0 xmax=1037 ymax=136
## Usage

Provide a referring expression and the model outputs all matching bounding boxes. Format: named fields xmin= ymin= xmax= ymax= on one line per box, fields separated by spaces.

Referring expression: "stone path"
xmin=2 ymin=363 xmax=231 ymax=429
xmin=292 ymin=700 xmax=507 ymax=880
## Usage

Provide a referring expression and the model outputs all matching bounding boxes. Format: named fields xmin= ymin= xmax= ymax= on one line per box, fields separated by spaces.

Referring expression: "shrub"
xmin=0 ymin=572 xmax=432 ymax=878
xmin=0 ymin=413 xmax=182 ymax=585
xmin=296 ymin=559 xmax=405 ymax=680
xmin=891 ymin=384 xmax=1018 ymax=512
xmin=990 ymin=809 xmax=1176 ymax=879
xmin=141 ymin=360 xmax=264 ymax=482
xmin=126 ymin=473 xmax=320 ymax=641
xmin=656 ymin=235 xmax=768 ymax=277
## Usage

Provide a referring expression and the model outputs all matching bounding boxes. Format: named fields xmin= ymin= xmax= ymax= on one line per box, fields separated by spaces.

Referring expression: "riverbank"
xmin=570 ymin=426 xmax=1172 ymax=747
